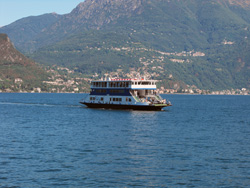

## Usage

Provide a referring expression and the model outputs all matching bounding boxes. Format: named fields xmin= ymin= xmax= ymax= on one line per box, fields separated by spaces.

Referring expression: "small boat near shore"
xmin=80 ymin=78 xmax=172 ymax=111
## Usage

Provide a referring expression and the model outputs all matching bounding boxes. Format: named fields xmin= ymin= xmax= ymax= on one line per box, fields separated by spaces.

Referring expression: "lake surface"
xmin=0 ymin=93 xmax=250 ymax=187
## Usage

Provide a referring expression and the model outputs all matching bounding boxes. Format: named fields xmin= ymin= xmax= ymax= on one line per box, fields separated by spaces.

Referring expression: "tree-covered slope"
xmin=0 ymin=13 xmax=61 ymax=52
xmin=1 ymin=0 xmax=250 ymax=90
xmin=0 ymin=34 xmax=49 ymax=91
xmin=29 ymin=0 xmax=250 ymax=90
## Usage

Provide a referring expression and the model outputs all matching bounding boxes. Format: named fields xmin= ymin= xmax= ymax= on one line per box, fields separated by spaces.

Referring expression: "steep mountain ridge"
xmin=0 ymin=33 xmax=49 ymax=91
xmin=0 ymin=13 xmax=61 ymax=52
xmin=1 ymin=0 xmax=250 ymax=52
xmin=69 ymin=0 xmax=143 ymax=27
xmin=28 ymin=0 xmax=144 ymax=51
xmin=0 ymin=0 xmax=250 ymax=90
xmin=0 ymin=33 xmax=36 ymax=66
xmin=31 ymin=0 xmax=250 ymax=90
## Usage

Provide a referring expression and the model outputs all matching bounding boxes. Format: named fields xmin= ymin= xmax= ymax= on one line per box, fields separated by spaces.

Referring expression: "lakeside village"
xmin=1 ymin=65 xmax=249 ymax=95
xmin=2 ymin=42 xmax=248 ymax=94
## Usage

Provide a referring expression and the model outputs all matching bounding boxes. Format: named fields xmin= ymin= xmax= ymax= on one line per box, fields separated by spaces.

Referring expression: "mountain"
xmin=0 ymin=33 xmax=90 ymax=93
xmin=0 ymin=33 xmax=49 ymax=92
xmin=1 ymin=0 xmax=250 ymax=90
xmin=0 ymin=0 xmax=144 ymax=52
xmin=0 ymin=13 xmax=61 ymax=52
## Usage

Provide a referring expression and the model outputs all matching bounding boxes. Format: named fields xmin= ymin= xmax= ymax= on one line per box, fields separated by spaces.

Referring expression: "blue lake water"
xmin=0 ymin=93 xmax=250 ymax=187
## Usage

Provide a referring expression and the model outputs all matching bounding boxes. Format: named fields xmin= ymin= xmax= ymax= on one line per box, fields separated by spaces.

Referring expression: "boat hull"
xmin=80 ymin=102 xmax=171 ymax=111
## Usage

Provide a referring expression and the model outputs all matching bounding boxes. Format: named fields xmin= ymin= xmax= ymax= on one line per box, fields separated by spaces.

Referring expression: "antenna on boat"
xmin=104 ymin=73 xmax=109 ymax=81
xmin=136 ymin=73 xmax=141 ymax=80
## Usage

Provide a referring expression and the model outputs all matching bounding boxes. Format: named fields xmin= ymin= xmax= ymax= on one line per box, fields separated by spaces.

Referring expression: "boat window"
xmin=110 ymin=90 xmax=125 ymax=94
xmin=119 ymin=98 xmax=122 ymax=102
xmin=101 ymin=97 xmax=104 ymax=101
xmin=141 ymin=82 xmax=150 ymax=85
xmin=96 ymin=89 xmax=107 ymax=93
xmin=129 ymin=98 xmax=132 ymax=102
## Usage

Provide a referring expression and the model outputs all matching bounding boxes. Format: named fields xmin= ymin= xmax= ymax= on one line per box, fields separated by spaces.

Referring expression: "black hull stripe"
xmin=80 ymin=102 xmax=170 ymax=111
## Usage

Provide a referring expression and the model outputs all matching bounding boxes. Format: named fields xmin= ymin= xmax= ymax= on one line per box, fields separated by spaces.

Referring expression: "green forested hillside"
xmin=1 ymin=0 xmax=250 ymax=90
xmin=0 ymin=34 xmax=49 ymax=91
xmin=0 ymin=13 xmax=61 ymax=52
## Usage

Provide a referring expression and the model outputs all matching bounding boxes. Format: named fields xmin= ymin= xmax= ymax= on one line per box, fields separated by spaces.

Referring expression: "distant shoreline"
xmin=0 ymin=92 xmax=249 ymax=96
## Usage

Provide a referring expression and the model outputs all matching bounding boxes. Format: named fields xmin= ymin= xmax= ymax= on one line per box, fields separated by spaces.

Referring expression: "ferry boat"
xmin=80 ymin=78 xmax=172 ymax=111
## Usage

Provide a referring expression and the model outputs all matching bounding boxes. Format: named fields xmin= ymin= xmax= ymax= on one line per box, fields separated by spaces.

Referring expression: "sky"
xmin=0 ymin=0 xmax=84 ymax=27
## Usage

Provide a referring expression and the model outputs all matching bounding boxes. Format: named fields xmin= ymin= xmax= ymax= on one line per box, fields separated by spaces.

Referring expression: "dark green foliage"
xmin=2 ymin=0 xmax=250 ymax=90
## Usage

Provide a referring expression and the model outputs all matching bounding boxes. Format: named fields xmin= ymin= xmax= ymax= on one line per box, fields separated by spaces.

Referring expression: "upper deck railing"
xmin=91 ymin=79 xmax=157 ymax=90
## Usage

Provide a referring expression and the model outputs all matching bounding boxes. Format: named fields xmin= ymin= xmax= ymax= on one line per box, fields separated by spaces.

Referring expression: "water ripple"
xmin=0 ymin=94 xmax=250 ymax=187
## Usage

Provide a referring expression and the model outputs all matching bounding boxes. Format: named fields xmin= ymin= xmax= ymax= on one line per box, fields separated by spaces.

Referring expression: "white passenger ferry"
xmin=80 ymin=78 xmax=172 ymax=111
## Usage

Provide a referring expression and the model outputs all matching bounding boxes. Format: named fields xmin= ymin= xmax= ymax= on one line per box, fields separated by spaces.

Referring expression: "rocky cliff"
xmin=0 ymin=33 xmax=49 ymax=92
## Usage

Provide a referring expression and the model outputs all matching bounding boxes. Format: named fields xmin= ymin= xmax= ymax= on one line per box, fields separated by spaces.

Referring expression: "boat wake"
xmin=0 ymin=102 xmax=82 ymax=108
